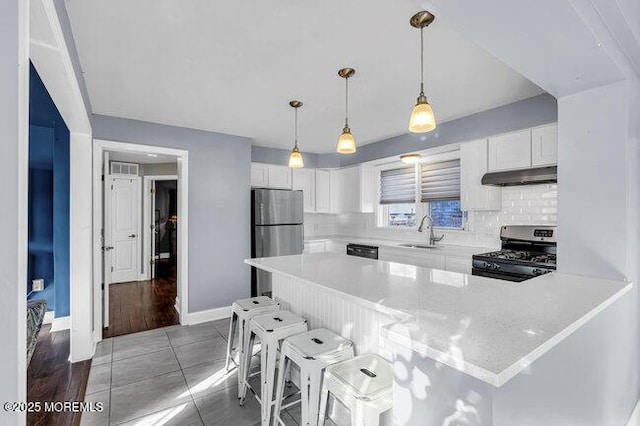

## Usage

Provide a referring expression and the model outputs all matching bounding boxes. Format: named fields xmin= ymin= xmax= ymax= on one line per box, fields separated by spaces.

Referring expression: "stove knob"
xmin=532 ymin=268 xmax=545 ymax=276
xmin=494 ymin=263 xmax=501 ymax=270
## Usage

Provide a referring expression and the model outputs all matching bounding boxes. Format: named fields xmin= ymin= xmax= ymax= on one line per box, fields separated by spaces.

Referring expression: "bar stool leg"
xmin=351 ymin=405 xmax=366 ymax=426
xmin=262 ymin=341 xmax=279 ymax=426
xmin=225 ymin=312 xmax=237 ymax=371
xmin=272 ymin=354 xmax=289 ymax=426
xmin=306 ymin=369 xmax=323 ymax=426
xmin=236 ymin=316 xmax=246 ymax=397
xmin=317 ymin=386 xmax=330 ymax=426
xmin=239 ymin=331 xmax=256 ymax=405
xmin=363 ymin=408 xmax=382 ymax=426
xmin=300 ymin=371 xmax=310 ymax=426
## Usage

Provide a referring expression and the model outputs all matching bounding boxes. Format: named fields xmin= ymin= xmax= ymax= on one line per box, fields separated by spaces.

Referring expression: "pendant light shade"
xmin=337 ymin=68 xmax=356 ymax=154
xmin=288 ymin=100 xmax=304 ymax=168
xmin=409 ymin=11 xmax=436 ymax=133
xmin=337 ymin=127 xmax=356 ymax=154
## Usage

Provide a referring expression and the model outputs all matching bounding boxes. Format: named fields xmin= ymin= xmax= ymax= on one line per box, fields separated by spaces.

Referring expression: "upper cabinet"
xmin=487 ymin=124 xmax=558 ymax=172
xmin=488 ymin=129 xmax=532 ymax=172
xmin=250 ymin=163 xmax=292 ymax=189
xmin=531 ymin=123 xmax=558 ymax=167
xmin=460 ymin=139 xmax=501 ymax=211
xmin=315 ymin=169 xmax=331 ymax=213
xmin=292 ymin=168 xmax=316 ymax=212
xmin=330 ymin=165 xmax=376 ymax=213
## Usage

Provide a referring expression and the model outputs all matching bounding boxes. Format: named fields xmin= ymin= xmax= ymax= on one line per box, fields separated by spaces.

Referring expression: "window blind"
xmin=380 ymin=167 xmax=416 ymax=205
xmin=420 ymin=159 xmax=461 ymax=202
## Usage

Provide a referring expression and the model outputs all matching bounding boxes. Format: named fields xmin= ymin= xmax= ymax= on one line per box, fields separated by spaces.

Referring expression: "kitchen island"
xmin=245 ymin=252 xmax=634 ymax=426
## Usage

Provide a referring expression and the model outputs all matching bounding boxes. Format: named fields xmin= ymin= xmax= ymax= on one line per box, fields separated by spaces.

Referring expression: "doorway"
xmin=93 ymin=141 xmax=189 ymax=340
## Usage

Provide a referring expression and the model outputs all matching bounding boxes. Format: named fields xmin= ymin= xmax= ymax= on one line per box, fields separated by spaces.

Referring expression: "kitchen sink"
xmin=398 ymin=243 xmax=441 ymax=249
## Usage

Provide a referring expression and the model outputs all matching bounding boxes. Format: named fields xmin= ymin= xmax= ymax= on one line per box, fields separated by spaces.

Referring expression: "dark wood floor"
xmin=27 ymin=325 xmax=91 ymax=426
xmin=103 ymin=273 xmax=179 ymax=338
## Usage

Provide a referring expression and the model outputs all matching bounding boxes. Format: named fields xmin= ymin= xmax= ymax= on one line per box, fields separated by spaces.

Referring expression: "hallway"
xmin=103 ymin=275 xmax=179 ymax=339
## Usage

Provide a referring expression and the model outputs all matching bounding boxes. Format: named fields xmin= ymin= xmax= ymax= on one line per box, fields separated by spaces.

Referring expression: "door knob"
xmin=102 ymin=246 xmax=114 ymax=251
xmin=128 ymin=233 xmax=137 ymax=238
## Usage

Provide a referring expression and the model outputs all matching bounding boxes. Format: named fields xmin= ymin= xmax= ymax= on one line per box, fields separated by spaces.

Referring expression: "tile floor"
xmin=81 ymin=319 xmax=334 ymax=426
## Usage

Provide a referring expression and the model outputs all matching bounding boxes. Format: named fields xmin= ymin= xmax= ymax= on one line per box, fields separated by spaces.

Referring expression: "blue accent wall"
xmin=28 ymin=63 xmax=70 ymax=317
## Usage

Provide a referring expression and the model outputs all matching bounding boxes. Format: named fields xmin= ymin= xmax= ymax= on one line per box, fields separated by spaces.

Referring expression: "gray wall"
xmin=1 ymin=0 xmax=26 ymax=422
xmin=251 ymin=93 xmax=556 ymax=168
xmin=93 ymin=115 xmax=252 ymax=312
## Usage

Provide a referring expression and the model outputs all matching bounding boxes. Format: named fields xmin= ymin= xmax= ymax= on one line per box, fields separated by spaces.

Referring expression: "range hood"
xmin=481 ymin=166 xmax=557 ymax=186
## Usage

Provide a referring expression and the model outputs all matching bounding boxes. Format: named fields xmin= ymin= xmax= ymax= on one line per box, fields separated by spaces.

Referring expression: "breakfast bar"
xmin=245 ymin=252 xmax=633 ymax=426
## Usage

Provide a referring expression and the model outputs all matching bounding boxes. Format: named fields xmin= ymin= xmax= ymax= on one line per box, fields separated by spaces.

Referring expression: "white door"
xmin=110 ymin=175 xmax=141 ymax=283
xmin=102 ymin=152 xmax=111 ymax=327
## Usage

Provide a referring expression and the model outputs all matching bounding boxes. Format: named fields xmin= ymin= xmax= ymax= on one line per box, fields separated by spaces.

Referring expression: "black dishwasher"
xmin=346 ymin=243 xmax=379 ymax=260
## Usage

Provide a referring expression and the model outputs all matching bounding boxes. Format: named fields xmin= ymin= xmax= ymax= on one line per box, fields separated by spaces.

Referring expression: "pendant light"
xmin=288 ymin=100 xmax=304 ymax=168
xmin=336 ymin=68 xmax=356 ymax=154
xmin=408 ymin=11 xmax=436 ymax=133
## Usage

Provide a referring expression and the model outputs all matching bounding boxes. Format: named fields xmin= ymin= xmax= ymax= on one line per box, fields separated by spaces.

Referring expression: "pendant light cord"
xmin=345 ymin=77 xmax=349 ymax=128
xmin=420 ymin=26 xmax=425 ymax=95
xmin=294 ymin=107 xmax=298 ymax=149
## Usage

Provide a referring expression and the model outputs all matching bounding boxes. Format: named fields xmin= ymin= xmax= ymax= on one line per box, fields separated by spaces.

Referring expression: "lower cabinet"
xmin=379 ymin=247 xmax=446 ymax=270
xmin=303 ymin=240 xmax=326 ymax=254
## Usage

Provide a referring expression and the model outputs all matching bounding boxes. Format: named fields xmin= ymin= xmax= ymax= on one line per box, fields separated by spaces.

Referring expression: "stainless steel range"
xmin=472 ymin=225 xmax=557 ymax=282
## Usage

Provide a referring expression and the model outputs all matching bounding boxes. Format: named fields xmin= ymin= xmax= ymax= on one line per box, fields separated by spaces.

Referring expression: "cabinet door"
xmin=488 ymin=129 xmax=532 ymax=171
xmin=315 ymin=170 xmax=331 ymax=213
xmin=250 ymin=163 xmax=269 ymax=187
xmin=445 ymin=256 xmax=471 ymax=274
xmin=268 ymin=165 xmax=292 ymax=189
xmin=303 ymin=241 xmax=326 ymax=254
xmin=531 ymin=123 xmax=558 ymax=167
xmin=460 ymin=139 xmax=501 ymax=211
xmin=339 ymin=167 xmax=361 ymax=213
xmin=292 ymin=168 xmax=316 ymax=212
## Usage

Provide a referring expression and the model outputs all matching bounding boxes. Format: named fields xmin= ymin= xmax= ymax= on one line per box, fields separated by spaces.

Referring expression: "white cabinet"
xmin=379 ymin=247 xmax=445 ymax=270
xmin=268 ymin=165 xmax=293 ymax=189
xmin=325 ymin=240 xmax=348 ymax=255
xmin=460 ymin=139 xmax=501 ymax=211
xmin=250 ymin=163 xmax=292 ymax=189
xmin=531 ymin=123 xmax=558 ymax=167
xmin=292 ymin=168 xmax=316 ymax=212
xmin=250 ymin=163 xmax=269 ymax=187
xmin=330 ymin=166 xmax=376 ymax=213
xmin=315 ymin=170 xmax=331 ymax=213
xmin=488 ymin=129 xmax=532 ymax=172
xmin=303 ymin=240 xmax=326 ymax=254
xmin=445 ymin=255 xmax=472 ymax=274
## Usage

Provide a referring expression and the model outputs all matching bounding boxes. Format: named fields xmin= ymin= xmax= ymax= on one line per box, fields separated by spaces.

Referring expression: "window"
xmin=378 ymin=156 xmax=465 ymax=230
xmin=420 ymin=159 xmax=463 ymax=229
xmin=379 ymin=167 xmax=417 ymax=228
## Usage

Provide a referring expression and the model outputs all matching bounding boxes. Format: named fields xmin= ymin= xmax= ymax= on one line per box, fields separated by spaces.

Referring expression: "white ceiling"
xmin=66 ymin=0 xmax=543 ymax=153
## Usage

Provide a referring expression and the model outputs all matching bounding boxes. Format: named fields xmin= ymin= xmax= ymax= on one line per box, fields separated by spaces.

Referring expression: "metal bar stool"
xmin=318 ymin=354 xmax=393 ymax=426
xmin=239 ymin=310 xmax=308 ymax=426
xmin=226 ymin=296 xmax=280 ymax=397
xmin=272 ymin=328 xmax=354 ymax=426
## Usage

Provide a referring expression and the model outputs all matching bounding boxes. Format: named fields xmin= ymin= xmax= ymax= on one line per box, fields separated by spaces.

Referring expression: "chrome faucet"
xmin=417 ymin=214 xmax=445 ymax=245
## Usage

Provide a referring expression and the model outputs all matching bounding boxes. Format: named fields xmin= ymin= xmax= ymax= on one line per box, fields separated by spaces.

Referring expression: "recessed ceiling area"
xmin=66 ymin=0 xmax=544 ymax=153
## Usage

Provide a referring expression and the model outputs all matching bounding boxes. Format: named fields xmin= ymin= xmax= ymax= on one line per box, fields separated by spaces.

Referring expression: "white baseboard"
xmin=627 ymin=399 xmax=640 ymax=426
xmin=185 ymin=306 xmax=231 ymax=325
xmin=50 ymin=316 xmax=71 ymax=332
xmin=43 ymin=311 xmax=55 ymax=325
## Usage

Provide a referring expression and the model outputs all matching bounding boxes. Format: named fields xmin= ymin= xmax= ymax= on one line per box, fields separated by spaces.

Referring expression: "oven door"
xmin=471 ymin=268 xmax=530 ymax=282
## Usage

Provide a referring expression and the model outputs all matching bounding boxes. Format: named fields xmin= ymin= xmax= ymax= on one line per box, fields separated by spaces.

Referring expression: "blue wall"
xmin=28 ymin=63 xmax=70 ymax=317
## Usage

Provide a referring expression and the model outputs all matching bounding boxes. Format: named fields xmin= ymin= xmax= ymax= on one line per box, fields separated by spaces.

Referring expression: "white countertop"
xmin=245 ymin=252 xmax=631 ymax=387
xmin=304 ymin=235 xmax=494 ymax=257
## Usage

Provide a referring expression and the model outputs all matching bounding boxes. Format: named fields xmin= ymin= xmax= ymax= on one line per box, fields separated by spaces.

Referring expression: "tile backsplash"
xmin=304 ymin=184 xmax=557 ymax=249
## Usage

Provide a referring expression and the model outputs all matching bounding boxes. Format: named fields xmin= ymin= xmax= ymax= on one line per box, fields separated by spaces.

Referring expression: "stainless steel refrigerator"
xmin=251 ymin=188 xmax=304 ymax=296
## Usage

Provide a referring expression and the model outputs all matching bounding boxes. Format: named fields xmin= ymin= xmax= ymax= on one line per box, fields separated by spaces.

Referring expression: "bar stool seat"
xmin=226 ymin=296 xmax=280 ymax=397
xmin=239 ymin=310 xmax=308 ymax=426
xmin=273 ymin=328 xmax=354 ymax=426
xmin=318 ymin=354 xmax=393 ymax=426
